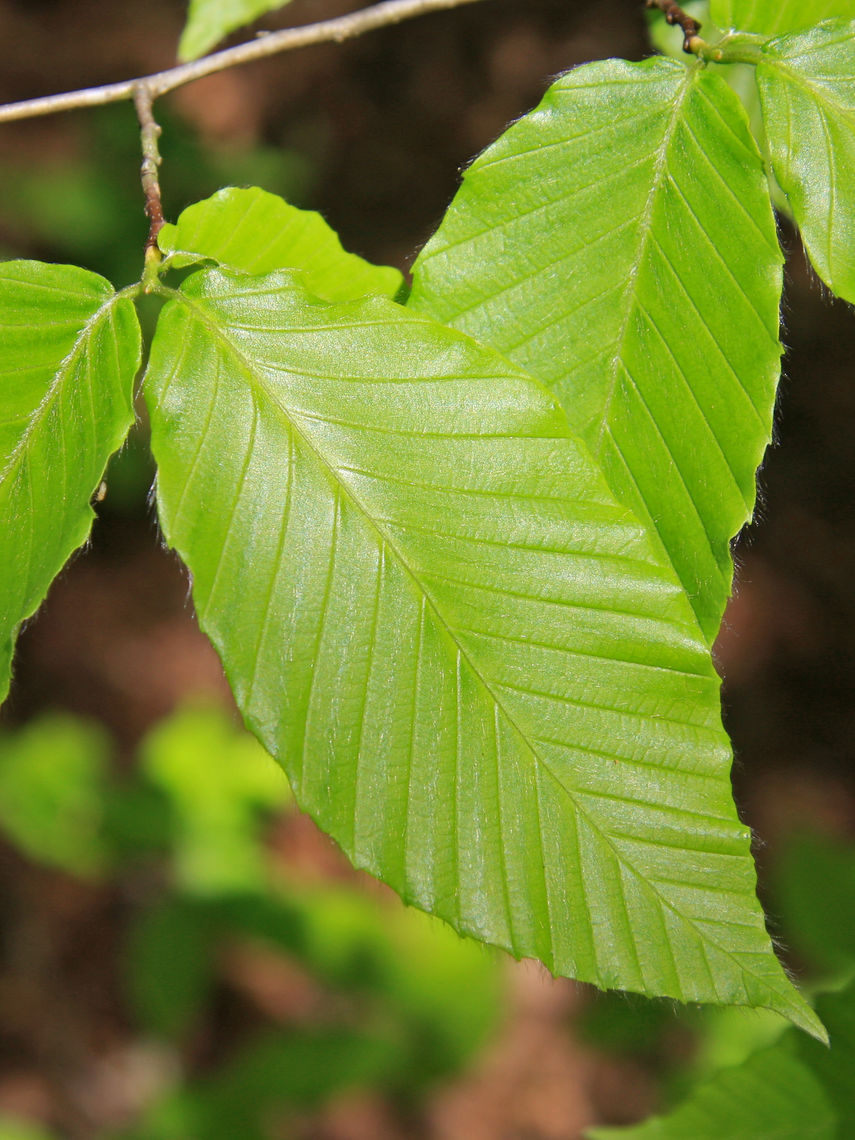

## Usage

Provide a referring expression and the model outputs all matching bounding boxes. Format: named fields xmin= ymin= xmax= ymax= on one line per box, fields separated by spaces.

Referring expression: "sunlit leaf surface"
xmin=409 ymin=59 xmax=783 ymax=645
xmin=158 ymin=187 xmax=403 ymax=302
xmin=144 ymin=267 xmax=821 ymax=1034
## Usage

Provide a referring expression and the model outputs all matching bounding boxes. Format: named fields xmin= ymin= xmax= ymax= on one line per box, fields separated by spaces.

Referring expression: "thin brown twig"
xmin=133 ymin=84 xmax=165 ymax=261
xmin=645 ymin=0 xmax=702 ymax=53
xmin=0 ymin=0 xmax=489 ymax=125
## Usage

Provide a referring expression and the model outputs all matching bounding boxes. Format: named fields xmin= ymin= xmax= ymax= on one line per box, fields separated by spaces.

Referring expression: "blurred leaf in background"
xmin=0 ymin=1118 xmax=58 ymax=1140
xmin=586 ymin=979 xmax=855 ymax=1139
xmin=139 ymin=703 xmax=290 ymax=894
xmin=773 ymin=831 xmax=855 ymax=975
xmin=0 ymin=704 xmax=502 ymax=1138
xmin=0 ymin=714 xmax=110 ymax=877
xmin=0 ymin=105 xmax=313 ymax=287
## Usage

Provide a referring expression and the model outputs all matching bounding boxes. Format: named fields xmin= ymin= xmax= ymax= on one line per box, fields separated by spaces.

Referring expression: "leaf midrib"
xmin=0 ymin=293 xmax=122 ymax=489
xmin=761 ymin=53 xmax=855 ymax=127
xmin=593 ymin=66 xmax=696 ymax=461
xmin=155 ymin=281 xmax=810 ymax=1015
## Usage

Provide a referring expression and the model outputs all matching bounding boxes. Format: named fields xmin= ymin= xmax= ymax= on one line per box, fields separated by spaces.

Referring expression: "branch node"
xmin=646 ymin=0 xmax=702 ymax=54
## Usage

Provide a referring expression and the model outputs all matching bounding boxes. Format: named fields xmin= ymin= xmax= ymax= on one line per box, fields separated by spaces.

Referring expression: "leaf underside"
xmin=144 ymin=267 xmax=821 ymax=1036
xmin=0 ymin=262 xmax=140 ymax=702
xmin=178 ymin=0 xmax=295 ymax=62
xmin=409 ymin=58 xmax=784 ymax=647
xmin=757 ymin=19 xmax=855 ymax=303
xmin=158 ymin=187 xmax=403 ymax=303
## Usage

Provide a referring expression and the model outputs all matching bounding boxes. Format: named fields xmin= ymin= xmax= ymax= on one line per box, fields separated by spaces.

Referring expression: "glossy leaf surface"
xmin=144 ymin=266 xmax=820 ymax=1034
xmin=0 ymin=262 xmax=140 ymax=702
xmin=757 ymin=19 xmax=855 ymax=302
xmin=159 ymin=187 xmax=403 ymax=302
xmin=409 ymin=60 xmax=783 ymax=644
xmin=711 ymin=0 xmax=855 ymax=35
xmin=179 ymin=0 xmax=294 ymax=61
xmin=588 ymin=980 xmax=855 ymax=1138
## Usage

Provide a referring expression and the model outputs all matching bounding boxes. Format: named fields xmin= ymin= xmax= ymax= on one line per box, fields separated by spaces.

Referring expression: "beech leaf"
xmin=158 ymin=187 xmax=403 ymax=302
xmin=409 ymin=60 xmax=783 ymax=646
xmin=711 ymin=0 xmax=855 ymax=36
xmin=144 ymin=267 xmax=822 ymax=1036
xmin=757 ymin=19 xmax=855 ymax=303
xmin=0 ymin=262 xmax=140 ymax=701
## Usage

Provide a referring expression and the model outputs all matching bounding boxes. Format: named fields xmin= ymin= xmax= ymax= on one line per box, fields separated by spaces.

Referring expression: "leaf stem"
xmin=134 ymin=84 xmax=165 ymax=285
xmin=0 ymin=0 xmax=490 ymax=125
xmin=645 ymin=0 xmax=702 ymax=54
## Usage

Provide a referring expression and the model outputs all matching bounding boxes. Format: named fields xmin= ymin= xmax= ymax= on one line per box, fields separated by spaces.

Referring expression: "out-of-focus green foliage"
xmin=587 ymin=980 xmax=855 ymax=1139
xmin=0 ymin=714 xmax=110 ymax=876
xmin=0 ymin=1117 xmax=58 ymax=1140
xmin=139 ymin=703 xmax=290 ymax=893
xmin=0 ymin=106 xmax=313 ymax=289
xmin=0 ymin=705 xmax=502 ymax=1140
xmin=773 ymin=831 xmax=855 ymax=974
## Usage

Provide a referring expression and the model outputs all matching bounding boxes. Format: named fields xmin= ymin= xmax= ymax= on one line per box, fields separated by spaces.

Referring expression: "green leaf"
xmin=179 ymin=0 xmax=294 ymax=62
xmin=144 ymin=267 xmax=821 ymax=1036
xmin=140 ymin=703 xmax=290 ymax=894
xmin=774 ymin=832 xmax=855 ymax=973
xmin=0 ymin=1118 xmax=59 ymax=1140
xmin=587 ymin=980 xmax=855 ymax=1138
xmin=126 ymin=898 xmax=214 ymax=1039
xmin=710 ymin=0 xmax=855 ymax=36
xmin=756 ymin=20 xmax=855 ymax=303
xmin=158 ymin=187 xmax=403 ymax=303
xmin=0 ymin=714 xmax=110 ymax=877
xmin=409 ymin=60 xmax=782 ymax=645
xmin=588 ymin=1040 xmax=835 ymax=1138
xmin=0 ymin=261 xmax=140 ymax=702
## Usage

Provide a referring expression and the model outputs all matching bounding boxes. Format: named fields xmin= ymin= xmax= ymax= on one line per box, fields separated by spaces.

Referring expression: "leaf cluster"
xmin=3 ymin=0 xmax=855 ymax=1094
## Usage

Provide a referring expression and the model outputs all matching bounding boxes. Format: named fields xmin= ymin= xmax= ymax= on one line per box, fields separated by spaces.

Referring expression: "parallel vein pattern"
xmin=0 ymin=261 xmax=140 ymax=701
xmin=757 ymin=19 xmax=855 ymax=303
xmin=409 ymin=59 xmax=783 ymax=644
xmin=145 ymin=268 xmax=819 ymax=1033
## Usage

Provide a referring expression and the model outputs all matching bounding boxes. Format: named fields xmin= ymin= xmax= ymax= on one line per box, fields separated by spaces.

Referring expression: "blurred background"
xmin=1 ymin=0 xmax=854 ymax=1136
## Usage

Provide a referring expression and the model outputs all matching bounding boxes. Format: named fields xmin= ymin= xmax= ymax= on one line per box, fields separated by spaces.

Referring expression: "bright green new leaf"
xmin=158 ymin=187 xmax=403 ymax=302
xmin=144 ymin=266 xmax=821 ymax=1035
xmin=587 ymin=980 xmax=855 ymax=1138
xmin=757 ymin=20 xmax=855 ymax=303
xmin=0 ymin=261 xmax=140 ymax=702
xmin=179 ymin=0 xmax=294 ymax=62
xmin=409 ymin=60 xmax=783 ymax=645
xmin=711 ymin=0 xmax=855 ymax=36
